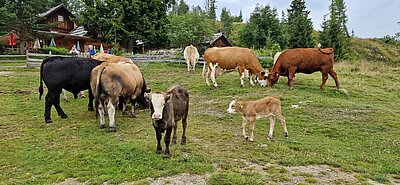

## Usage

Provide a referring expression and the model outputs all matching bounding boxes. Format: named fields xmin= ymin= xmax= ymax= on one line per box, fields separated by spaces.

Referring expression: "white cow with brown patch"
xmin=227 ymin=96 xmax=288 ymax=142
xmin=184 ymin=45 xmax=199 ymax=73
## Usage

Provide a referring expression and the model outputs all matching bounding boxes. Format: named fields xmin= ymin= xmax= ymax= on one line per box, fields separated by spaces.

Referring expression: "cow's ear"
xmin=145 ymin=87 xmax=151 ymax=93
xmin=261 ymin=71 xmax=266 ymax=76
xmin=144 ymin=93 xmax=151 ymax=100
xmin=165 ymin=94 xmax=171 ymax=101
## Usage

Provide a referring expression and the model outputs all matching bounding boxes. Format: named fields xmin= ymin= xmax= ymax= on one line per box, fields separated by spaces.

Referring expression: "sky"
xmin=184 ymin=0 xmax=400 ymax=38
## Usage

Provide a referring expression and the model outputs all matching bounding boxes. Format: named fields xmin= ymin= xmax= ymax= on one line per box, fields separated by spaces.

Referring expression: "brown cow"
xmin=145 ymin=85 xmax=189 ymax=159
xmin=90 ymin=62 xmax=148 ymax=131
xmin=227 ymin=96 xmax=288 ymax=141
xmin=202 ymin=47 xmax=267 ymax=87
xmin=92 ymin=53 xmax=134 ymax=64
xmin=268 ymin=48 xmax=340 ymax=90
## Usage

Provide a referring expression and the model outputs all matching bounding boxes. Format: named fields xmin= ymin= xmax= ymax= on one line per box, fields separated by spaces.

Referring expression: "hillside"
xmin=350 ymin=37 xmax=400 ymax=63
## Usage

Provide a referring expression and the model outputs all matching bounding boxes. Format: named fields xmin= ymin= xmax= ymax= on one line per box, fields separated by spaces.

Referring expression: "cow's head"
xmin=267 ymin=69 xmax=279 ymax=87
xmin=255 ymin=71 xmax=268 ymax=87
xmin=145 ymin=92 xmax=171 ymax=120
xmin=227 ymin=99 xmax=244 ymax=114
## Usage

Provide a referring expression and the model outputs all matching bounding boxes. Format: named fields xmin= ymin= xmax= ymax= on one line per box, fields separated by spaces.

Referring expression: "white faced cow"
xmin=145 ymin=85 xmax=189 ymax=159
xmin=183 ymin=45 xmax=199 ymax=73
xmin=227 ymin=96 xmax=288 ymax=142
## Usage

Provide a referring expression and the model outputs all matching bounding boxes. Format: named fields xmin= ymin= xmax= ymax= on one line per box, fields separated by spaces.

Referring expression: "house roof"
xmin=38 ymin=4 xmax=75 ymax=18
xmin=207 ymin=32 xmax=232 ymax=47
xmin=34 ymin=30 xmax=89 ymax=39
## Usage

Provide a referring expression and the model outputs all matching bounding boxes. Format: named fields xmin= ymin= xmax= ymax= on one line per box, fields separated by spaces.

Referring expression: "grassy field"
xmin=0 ymin=61 xmax=399 ymax=184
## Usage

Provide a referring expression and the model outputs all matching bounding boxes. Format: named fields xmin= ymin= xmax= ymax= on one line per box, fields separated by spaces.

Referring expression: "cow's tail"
xmin=95 ymin=65 xmax=107 ymax=101
xmin=39 ymin=57 xmax=51 ymax=100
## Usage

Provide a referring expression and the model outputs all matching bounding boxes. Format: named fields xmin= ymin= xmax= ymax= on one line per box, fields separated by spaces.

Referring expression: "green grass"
xmin=0 ymin=61 xmax=399 ymax=184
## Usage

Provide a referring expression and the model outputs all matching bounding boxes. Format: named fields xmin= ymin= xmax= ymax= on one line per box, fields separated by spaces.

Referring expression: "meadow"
xmin=0 ymin=60 xmax=399 ymax=184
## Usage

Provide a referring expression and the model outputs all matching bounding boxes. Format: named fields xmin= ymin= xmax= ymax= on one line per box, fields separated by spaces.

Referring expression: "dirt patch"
xmin=145 ymin=173 xmax=210 ymax=185
xmin=53 ymin=178 xmax=88 ymax=185
xmin=0 ymin=71 xmax=13 ymax=76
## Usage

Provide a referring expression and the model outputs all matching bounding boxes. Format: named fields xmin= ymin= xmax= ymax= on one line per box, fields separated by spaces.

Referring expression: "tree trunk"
xmin=19 ymin=39 xmax=26 ymax=54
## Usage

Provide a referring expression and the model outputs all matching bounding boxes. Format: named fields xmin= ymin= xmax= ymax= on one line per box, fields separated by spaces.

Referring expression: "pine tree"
xmin=319 ymin=0 xmax=350 ymax=60
xmin=287 ymin=0 xmax=315 ymax=48
xmin=220 ymin=7 xmax=233 ymax=37
xmin=205 ymin=0 xmax=216 ymax=20
xmin=177 ymin=0 xmax=189 ymax=15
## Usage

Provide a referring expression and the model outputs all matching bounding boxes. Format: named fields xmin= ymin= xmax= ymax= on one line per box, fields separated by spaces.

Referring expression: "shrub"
xmin=41 ymin=46 xmax=70 ymax=55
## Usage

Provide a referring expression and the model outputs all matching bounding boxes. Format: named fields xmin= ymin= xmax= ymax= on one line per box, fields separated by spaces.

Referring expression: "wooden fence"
xmin=26 ymin=51 xmax=70 ymax=68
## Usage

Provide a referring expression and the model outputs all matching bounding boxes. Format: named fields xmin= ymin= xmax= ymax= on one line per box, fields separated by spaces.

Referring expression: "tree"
xmin=177 ymin=0 xmax=189 ymax=15
xmin=232 ymin=10 xmax=243 ymax=22
xmin=238 ymin=4 xmax=286 ymax=49
xmin=220 ymin=7 xmax=233 ymax=37
xmin=287 ymin=0 xmax=315 ymax=48
xmin=319 ymin=0 xmax=350 ymax=60
xmin=205 ymin=0 xmax=217 ymax=20
xmin=0 ymin=0 xmax=55 ymax=53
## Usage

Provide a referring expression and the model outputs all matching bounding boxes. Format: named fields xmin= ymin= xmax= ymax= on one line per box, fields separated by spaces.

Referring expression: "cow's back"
xmin=168 ymin=85 xmax=189 ymax=121
xmin=204 ymin=47 xmax=261 ymax=70
xmin=277 ymin=48 xmax=334 ymax=74
xmin=42 ymin=57 xmax=100 ymax=93
xmin=100 ymin=63 xmax=143 ymax=97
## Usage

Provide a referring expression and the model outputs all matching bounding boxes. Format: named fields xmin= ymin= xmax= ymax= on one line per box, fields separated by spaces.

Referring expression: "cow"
xmin=202 ymin=47 xmax=267 ymax=87
xmin=90 ymin=62 xmax=149 ymax=132
xmin=227 ymin=96 xmax=288 ymax=142
xmin=268 ymin=48 xmax=340 ymax=90
xmin=61 ymin=89 xmax=85 ymax=101
xmin=145 ymin=85 xmax=189 ymax=159
xmin=92 ymin=53 xmax=134 ymax=64
xmin=39 ymin=56 xmax=102 ymax=123
xmin=183 ymin=45 xmax=199 ymax=73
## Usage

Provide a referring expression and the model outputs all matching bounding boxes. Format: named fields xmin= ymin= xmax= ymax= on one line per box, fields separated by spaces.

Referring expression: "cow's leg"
xmin=320 ymin=69 xmax=329 ymax=90
xmin=107 ymin=97 xmax=118 ymax=132
xmin=98 ymin=100 xmax=106 ymax=128
xmin=192 ymin=60 xmax=196 ymax=72
xmin=44 ymin=91 xmax=57 ymax=123
xmin=238 ymin=67 xmax=246 ymax=87
xmin=329 ymin=68 xmax=340 ymax=89
xmin=164 ymin=127 xmax=173 ymax=159
xmin=276 ymin=113 xmax=288 ymax=138
xmin=88 ymin=88 xmax=95 ymax=111
xmin=247 ymin=70 xmax=255 ymax=86
xmin=210 ymin=63 xmax=219 ymax=87
xmin=154 ymin=126 xmax=163 ymax=154
xmin=268 ymin=116 xmax=276 ymax=140
xmin=181 ymin=114 xmax=187 ymax=145
xmin=61 ymin=89 xmax=68 ymax=101
xmin=248 ymin=117 xmax=256 ymax=142
xmin=205 ymin=64 xmax=211 ymax=86
xmin=130 ymin=99 xmax=137 ymax=118
xmin=53 ymin=91 xmax=68 ymax=119
xmin=241 ymin=116 xmax=248 ymax=140
xmin=288 ymin=68 xmax=297 ymax=89
xmin=187 ymin=61 xmax=190 ymax=72
xmin=172 ymin=123 xmax=177 ymax=145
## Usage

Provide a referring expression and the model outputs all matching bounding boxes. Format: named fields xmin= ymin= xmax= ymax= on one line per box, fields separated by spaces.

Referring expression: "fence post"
xmin=26 ymin=50 xmax=29 ymax=68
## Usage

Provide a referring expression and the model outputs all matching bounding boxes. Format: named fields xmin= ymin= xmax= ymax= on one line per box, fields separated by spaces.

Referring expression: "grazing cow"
xmin=39 ymin=56 xmax=102 ymax=123
xmin=183 ymin=45 xmax=199 ymax=72
xmin=90 ymin=62 xmax=149 ymax=132
xmin=202 ymin=47 xmax=267 ymax=87
xmin=268 ymin=48 xmax=340 ymax=90
xmin=145 ymin=85 xmax=189 ymax=158
xmin=92 ymin=53 xmax=134 ymax=64
xmin=227 ymin=96 xmax=288 ymax=141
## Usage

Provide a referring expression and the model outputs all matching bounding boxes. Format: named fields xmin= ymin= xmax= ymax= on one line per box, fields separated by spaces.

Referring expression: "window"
xmin=58 ymin=15 xmax=64 ymax=22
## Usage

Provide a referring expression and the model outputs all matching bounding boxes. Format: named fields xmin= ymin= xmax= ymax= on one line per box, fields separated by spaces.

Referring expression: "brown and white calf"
xmin=90 ymin=62 xmax=149 ymax=132
xmin=184 ymin=45 xmax=199 ymax=72
xmin=145 ymin=85 xmax=189 ymax=158
xmin=227 ymin=96 xmax=288 ymax=141
xmin=202 ymin=47 xmax=267 ymax=87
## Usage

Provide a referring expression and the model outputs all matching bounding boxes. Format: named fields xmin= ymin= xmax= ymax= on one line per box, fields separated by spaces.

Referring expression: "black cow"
xmin=39 ymin=56 xmax=102 ymax=123
xmin=145 ymin=85 xmax=189 ymax=159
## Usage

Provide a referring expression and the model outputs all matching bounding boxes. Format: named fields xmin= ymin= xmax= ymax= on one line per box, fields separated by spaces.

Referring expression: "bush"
xmin=259 ymin=57 xmax=274 ymax=69
xmin=41 ymin=46 xmax=70 ymax=55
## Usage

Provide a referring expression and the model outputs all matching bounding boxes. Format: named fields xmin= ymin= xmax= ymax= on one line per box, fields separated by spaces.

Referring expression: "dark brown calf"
xmin=145 ymin=85 xmax=189 ymax=159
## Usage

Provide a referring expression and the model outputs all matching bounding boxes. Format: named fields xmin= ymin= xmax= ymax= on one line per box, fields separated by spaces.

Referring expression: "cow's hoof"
xmin=172 ymin=140 xmax=177 ymax=145
xmin=130 ymin=113 xmax=137 ymax=118
xmin=60 ymin=114 xmax=68 ymax=119
xmin=100 ymin=124 xmax=106 ymax=129
xmin=284 ymin=132 xmax=289 ymax=138
xmin=88 ymin=107 xmax=94 ymax=111
xmin=249 ymin=139 xmax=254 ymax=142
xmin=45 ymin=119 xmax=53 ymax=123
xmin=245 ymin=136 xmax=249 ymax=140
xmin=163 ymin=154 xmax=171 ymax=159
xmin=156 ymin=150 xmax=163 ymax=154
xmin=109 ymin=127 xmax=117 ymax=132
xmin=181 ymin=140 xmax=186 ymax=145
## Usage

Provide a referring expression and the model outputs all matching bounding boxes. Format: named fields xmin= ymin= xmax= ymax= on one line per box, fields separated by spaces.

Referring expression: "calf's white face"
xmin=255 ymin=71 xmax=268 ymax=87
xmin=150 ymin=94 xmax=168 ymax=120
xmin=227 ymin=100 xmax=237 ymax=114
